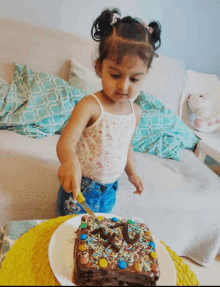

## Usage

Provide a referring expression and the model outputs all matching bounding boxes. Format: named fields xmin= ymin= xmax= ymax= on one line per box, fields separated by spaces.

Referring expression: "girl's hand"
xmin=128 ymin=174 xmax=144 ymax=195
xmin=57 ymin=160 xmax=82 ymax=200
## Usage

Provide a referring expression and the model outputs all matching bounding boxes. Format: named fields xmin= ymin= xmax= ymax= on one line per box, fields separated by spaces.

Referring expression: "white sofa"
xmin=0 ymin=18 xmax=220 ymax=267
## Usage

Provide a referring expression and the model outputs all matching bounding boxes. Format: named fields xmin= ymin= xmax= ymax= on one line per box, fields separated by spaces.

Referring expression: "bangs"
xmin=104 ymin=37 xmax=154 ymax=68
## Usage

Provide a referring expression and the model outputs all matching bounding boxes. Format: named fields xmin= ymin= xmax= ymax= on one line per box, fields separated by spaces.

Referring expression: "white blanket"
xmin=0 ymin=130 xmax=220 ymax=267
xmin=114 ymin=150 xmax=220 ymax=267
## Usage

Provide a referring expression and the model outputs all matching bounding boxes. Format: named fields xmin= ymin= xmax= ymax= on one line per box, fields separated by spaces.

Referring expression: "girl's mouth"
xmin=115 ymin=93 xmax=128 ymax=98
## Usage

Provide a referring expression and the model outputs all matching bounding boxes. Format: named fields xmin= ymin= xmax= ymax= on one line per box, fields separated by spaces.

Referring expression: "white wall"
xmin=0 ymin=0 xmax=219 ymax=77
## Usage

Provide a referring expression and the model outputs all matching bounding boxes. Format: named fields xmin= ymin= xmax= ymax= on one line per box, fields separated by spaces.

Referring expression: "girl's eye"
xmin=110 ymin=74 xmax=139 ymax=83
xmin=111 ymin=74 xmax=120 ymax=79
xmin=131 ymin=78 xmax=139 ymax=83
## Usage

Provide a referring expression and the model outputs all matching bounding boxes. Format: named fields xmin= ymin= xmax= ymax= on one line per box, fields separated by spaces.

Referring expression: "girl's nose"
xmin=117 ymin=79 xmax=129 ymax=92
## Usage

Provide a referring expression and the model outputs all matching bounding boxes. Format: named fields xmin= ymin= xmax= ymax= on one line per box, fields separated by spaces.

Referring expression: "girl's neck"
xmin=94 ymin=91 xmax=132 ymax=115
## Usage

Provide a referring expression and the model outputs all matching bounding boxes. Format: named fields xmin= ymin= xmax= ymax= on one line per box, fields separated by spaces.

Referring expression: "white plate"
xmin=48 ymin=213 xmax=176 ymax=286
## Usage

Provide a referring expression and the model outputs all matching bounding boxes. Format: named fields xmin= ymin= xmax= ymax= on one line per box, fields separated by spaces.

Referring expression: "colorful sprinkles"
xmin=76 ymin=216 xmax=159 ymax=274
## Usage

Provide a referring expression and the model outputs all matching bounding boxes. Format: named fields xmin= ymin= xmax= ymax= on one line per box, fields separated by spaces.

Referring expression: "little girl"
xmin=56 ymin=8 xmax=162 ymax=216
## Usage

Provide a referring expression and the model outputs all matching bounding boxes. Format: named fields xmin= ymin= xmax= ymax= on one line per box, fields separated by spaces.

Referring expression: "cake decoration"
xmin=104 ymin=233 xmax=120 ymax=252
xmin=78 ymin=244 xmax=86 ymax=251
xmin=112 ymin=217 xmax=119 ymax=222
xmin=134 ymin=262 xmax=142 ymax=272
xmin=122 ymin=223 xmax=140 ymax=244
xmin=82 ymin=215 xmax=90 ymax=221
xmin=80 ymin=223 xmax=87 ymax=229
xmin=73 ymin=216 xmax=160 ymax=286
xmin=97 ymin=216 xmax=104 ymax=221
xmin=118 ymin=260 xmax=127 ymax=269
xmin=99 ymin=258 xmax=108 ymax=268
xmin=151 ymin=252 xmax=157 ymax=259
xmin=149 ymin=241 xmax=156 ymax=248
xmin=80 ymin=234 xmax=88 ymax=240
xmin=80 ymin=256 xmax=89 ymax=265
xmin=151 ymin=263 xmax=159 ymax=272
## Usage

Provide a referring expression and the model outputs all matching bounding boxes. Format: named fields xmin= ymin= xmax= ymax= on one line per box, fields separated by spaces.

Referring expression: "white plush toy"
xmin=187 ymin=93 xmax=220 ymax=133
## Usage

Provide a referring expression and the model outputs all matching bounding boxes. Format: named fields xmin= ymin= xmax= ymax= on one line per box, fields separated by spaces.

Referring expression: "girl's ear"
xmin=95 ymin=59 xmax=102 ymax=78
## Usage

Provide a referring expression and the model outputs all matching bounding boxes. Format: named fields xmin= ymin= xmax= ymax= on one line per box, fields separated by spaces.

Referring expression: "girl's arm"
xmin=56 ymin=96 xmax=97 ymax=200
xmin=125 ymin=103 xmax=144 ymax=194
xmin=125 ymin=143 xmax=138 ymax=176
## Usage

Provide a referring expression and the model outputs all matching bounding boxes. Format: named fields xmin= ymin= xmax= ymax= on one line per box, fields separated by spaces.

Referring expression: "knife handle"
xmin=77 ymin=191 xmax=85 ymax=204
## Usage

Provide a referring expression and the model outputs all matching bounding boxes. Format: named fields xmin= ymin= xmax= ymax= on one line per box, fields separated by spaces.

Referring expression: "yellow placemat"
xmin=0 ymin=215 xmax=199 ymax=286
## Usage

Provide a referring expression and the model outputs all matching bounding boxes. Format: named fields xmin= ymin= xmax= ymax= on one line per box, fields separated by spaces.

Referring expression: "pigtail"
xmin=91 ymin=7 xmax=161 ymax=69
xmin=148 ymin=21 xmax=162 ymax=51
xmin=91 ymin=8 xmax=121 ymax=42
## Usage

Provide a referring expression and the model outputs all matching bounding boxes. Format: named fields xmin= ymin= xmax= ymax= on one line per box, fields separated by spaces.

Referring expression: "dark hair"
xmin=91 ymin=8 xmax=162 ymax=74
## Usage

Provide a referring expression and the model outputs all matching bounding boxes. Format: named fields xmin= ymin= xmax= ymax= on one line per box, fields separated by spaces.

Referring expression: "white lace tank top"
xmin=76 ymin=94 xmax=136 ymax=184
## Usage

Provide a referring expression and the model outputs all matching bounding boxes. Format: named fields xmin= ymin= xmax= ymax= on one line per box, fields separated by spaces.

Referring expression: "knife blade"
xmin=76 ymin=191 xmax=105 ymax=232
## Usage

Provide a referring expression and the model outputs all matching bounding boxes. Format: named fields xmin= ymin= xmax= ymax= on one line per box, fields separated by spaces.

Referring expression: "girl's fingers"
xmin=72 ymin=192 xmax=77 ymax=201
xmin=134 ymin=189 xmax=141 ymax=194
xmin=70 ymin=177 xmax=81 ymax=200
xmin=71 ymin=182 xmax=78 ymax=201
xmin=134 ymin=180 xmax=143 ymax=195
xmin=139 ymin=180 xmax=144 ymax=192
xmin=63 ymin=177 xmax=71 ymax=193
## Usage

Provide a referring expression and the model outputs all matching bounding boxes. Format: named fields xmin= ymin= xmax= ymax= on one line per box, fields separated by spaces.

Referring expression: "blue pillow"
xmin=132 ymin=91 xmax=199 ymax=161
xmin=0 ymin=63 xmax=86 ymax=138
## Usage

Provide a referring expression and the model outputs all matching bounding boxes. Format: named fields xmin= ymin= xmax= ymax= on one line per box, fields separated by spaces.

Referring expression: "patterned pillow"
xmin=133 ymin=91 xmax=199 ymax=161
xmin=0 ymin=63 xmax=86 ymax=138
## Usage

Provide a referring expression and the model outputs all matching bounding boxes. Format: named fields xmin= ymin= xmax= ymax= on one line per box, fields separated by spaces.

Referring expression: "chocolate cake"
xmin=73 ymin=216 xmax=160 ymax=286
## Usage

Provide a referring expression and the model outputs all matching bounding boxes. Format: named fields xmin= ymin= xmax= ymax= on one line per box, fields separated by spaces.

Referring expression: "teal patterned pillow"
xmin=0 ymin=63 xmax=86 ymax=138
xmin=132 ymin=91 xmax=199 ymax=161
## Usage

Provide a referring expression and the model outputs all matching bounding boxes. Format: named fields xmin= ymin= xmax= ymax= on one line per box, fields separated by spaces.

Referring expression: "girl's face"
xmin=97 ymin=55 xmax=148 ymax=103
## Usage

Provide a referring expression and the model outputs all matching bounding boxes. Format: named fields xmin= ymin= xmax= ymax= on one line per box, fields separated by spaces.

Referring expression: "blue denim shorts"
xmin=57 ymin=176 xmax=119 ymax=216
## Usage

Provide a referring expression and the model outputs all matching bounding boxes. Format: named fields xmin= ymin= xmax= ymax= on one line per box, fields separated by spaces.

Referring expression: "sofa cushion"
xmin=68 ymin=58 xmax=102 ymax=94
xmin=138 ymin=54 xmax=186 ymax=115
xmin=0 ymin=63 xmax=86 ymax=138
xmin=132 ymin=92 xmax=199 ymax=161
xmin=0 ymin=131 xmax=61 ymax=227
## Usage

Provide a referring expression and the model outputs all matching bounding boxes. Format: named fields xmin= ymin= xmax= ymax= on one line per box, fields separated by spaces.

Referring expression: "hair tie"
xmin=143 ymin=22 xmax=153 ymax=34
xmin=111 ymin=13 xmax=120 ymax=25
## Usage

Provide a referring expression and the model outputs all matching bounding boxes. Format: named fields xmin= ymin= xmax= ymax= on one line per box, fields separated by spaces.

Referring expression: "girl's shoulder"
xmin=132 ymin=102 xmax=142 ymax=116
xmin=77 ymin=94 xmax=100 ymax=109
xmin=76 ymin=94 xmax=101 ymax=121
xmin=132 ymin=102 xmax=142 ymax=126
